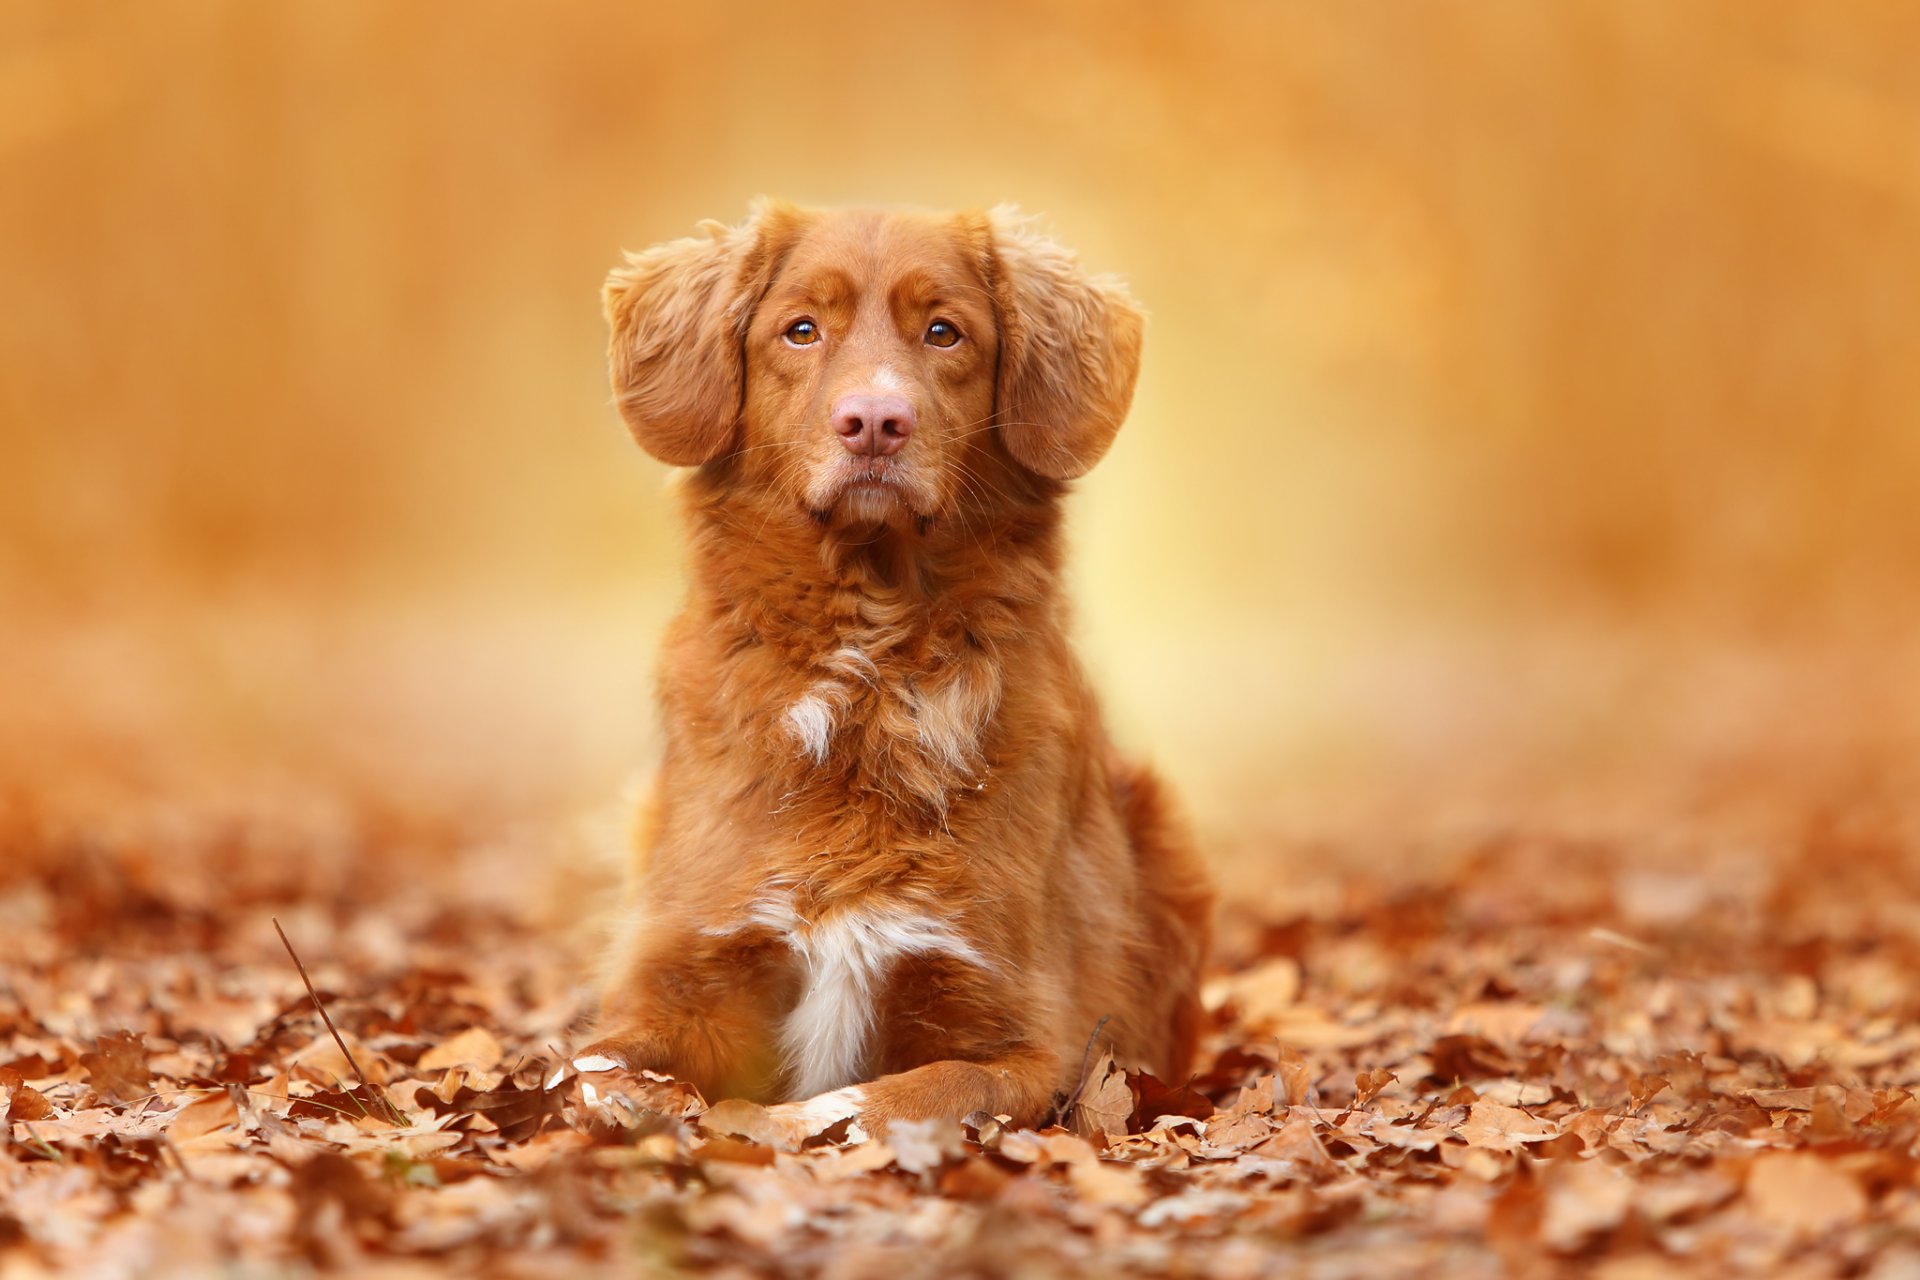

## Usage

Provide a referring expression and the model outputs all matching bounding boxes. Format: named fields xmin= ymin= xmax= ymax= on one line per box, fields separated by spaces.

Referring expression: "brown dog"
xmin=575 ymin=201 xmax=1212 ymax=1137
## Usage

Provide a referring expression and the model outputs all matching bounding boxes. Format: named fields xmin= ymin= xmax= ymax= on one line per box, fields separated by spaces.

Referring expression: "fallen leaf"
xmin=417 ymin=1026 xmax=503 ymax=1073
xmin=1743 ymin=1152 xmax=1868 ymax=1238
xmin=1130 ymin=1069 xmax=1214 ymax=1126
xmin=1541 ymin=1156 xmax=1634 ymax=1251
xmin=1068 ymin=1054 xmax=1134 ymax=1141
xmin=80 ymin=1030 xmax=152 ymax=1104
xmin=701 ymin=1098 xmax=805 ymax=1150
xmin=169 ymin=1091 xmax=240 ymax=1142
xmin=888 ymin=1117 xmax=964 ymax=1174
xmin=0 ymin=1067 xmax=53 ymax=1121
xmin=1276 ymin=1047 xmax=1312 ymax=1107
xmin=1354 ymin=1068 xmax=1397 ymax=1106
xmin=1068 ymin=1158 xmax=1149 ymax=1207
xmin=1223 ymin=956 xmax=1301 ymax=1024
xmin=1458 ymin=1101 xmax=1560 ymax=1152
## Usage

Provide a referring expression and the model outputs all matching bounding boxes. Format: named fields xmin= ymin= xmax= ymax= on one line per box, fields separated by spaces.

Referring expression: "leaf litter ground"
xmin=4 ymin=778 xmax=1920 ymax=1279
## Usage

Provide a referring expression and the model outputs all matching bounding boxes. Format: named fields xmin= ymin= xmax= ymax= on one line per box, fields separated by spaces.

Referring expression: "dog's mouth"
xmin=807 ymin=459 xmax=934 ymax=528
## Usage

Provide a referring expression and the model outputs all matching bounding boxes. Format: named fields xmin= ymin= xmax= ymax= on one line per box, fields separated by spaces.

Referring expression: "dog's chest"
xmin=727 ymin=892 xmax=989 ymax=1098
xmin=773 ymin=641 xmax=1003 ymax=806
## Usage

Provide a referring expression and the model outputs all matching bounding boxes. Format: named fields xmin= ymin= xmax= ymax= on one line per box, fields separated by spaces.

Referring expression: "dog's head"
xmin=603 ymin=202 xmax=1143 ymax=531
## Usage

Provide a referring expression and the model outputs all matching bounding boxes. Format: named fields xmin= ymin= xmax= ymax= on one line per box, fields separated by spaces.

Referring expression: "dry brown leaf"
xmin=0 ymin=1066 xmax=54 ymax=1122
xmin=417 ymin=1026 xmax=504 ymax=1073
xmin=1130 ymin=1069 xmax=1214 ymax=1127
xmin=1744 ymin=1152 xmax=1869 ymax=1238
xmin=700 ymin=1098 xmax=812 ymax=1150
xmin=1203 ymin=1108 xmax=1276 ymax=1152
xmin=1458 ymin=1101 xmax=1560 ymax=1152
xmin=811 ymin=1140 xmax=897 ymax=1181
xmin=888 ymin=1117 xmax=965 ymax=1174
xmin=1038 ymin=1130 xmax=1100 ymax=1166
xmin=1359 ymin=1114 xmax=1444 ymax=1151
xmin=1069 ymin=1053 xmax=1134 ymax=1141
xmin=1223 ymin=1074 xmax=1275 ymax=1117
xmin=1353 ymin=1068 xmax=1397 ymax=1106
xmin=79 ymin=1029 xmax=152 ymax=1104
xmin=1447 ymin=1001 xmax=1549 ymax=1045
xmin=1220 ymin=956 xmax=1301 ymax=1024
xmin=169 ymin=1090 xmax=241 ymax=1142
xmin=1276 ymin=1048 xmax=1312 ymax=1107
xmin=1540 ymin=1156 xmax=1634 ymax=1251
xmin=1068 ymin=1158 xmax=1150 ymax=1207
xmin=1269 ymin=1008 xmax=1388 ymax=1050
xmin=1745 ymin=1087 xmax=1818 ymax=1111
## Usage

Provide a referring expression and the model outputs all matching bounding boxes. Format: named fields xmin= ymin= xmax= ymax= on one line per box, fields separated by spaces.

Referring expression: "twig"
xmin=272 ymin=917 xmax=403 ymax=1125
xmin=18 ymin=1125 xmax=62 ymax=1162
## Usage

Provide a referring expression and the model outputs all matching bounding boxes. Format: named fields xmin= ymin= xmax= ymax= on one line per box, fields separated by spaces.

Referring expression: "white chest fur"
xmin=777 ymin=643 xmax=1003 ymax=809
xmin=719 ymin=894 xmax=990 ymax=1098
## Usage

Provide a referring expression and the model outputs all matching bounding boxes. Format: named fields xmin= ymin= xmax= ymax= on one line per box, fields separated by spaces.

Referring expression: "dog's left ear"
xmin=985 ymin=208 xmax=1145 ymax=480
xmin=603 ymin=200 xmax=799 ymax=466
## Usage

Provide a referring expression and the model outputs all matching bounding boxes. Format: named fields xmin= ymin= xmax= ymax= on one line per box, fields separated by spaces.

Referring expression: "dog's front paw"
xmin=569 ymin=1035 xmax=655 ymax=1076
xmin=564 ymin=1036 xmax=711 ymax=1125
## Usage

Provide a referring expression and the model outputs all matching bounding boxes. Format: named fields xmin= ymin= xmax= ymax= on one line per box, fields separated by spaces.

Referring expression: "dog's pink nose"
xmin=831 ymin=394 xmax=915 ymax=457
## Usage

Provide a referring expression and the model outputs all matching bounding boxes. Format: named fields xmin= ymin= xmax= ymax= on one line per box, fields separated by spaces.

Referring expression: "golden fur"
xmin=578 ymin=202 xmax=1213 ymax=1133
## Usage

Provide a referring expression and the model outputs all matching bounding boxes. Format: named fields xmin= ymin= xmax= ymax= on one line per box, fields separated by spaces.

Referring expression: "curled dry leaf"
xmin=0 ymin=1067 xmax=53 ymax=1122
xmin=1067 ymin=1053 xmax=1135 ymax=1142
xmin=1275 ymin=1047 xmax=1313 ymax=1107
xmin=1354 ymin=1068 xmax=1397 ymax=1106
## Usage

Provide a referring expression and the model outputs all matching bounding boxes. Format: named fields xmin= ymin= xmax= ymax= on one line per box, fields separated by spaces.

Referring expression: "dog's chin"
xmin=807 ymin=465 xmax=932 ymax=532
xmin=837 ymin=481 xmax=909 ymax=526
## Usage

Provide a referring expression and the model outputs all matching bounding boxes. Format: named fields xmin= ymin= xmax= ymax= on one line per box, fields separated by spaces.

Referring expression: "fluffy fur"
xmin=578 ymin=202 xmax=1213 ymax=1133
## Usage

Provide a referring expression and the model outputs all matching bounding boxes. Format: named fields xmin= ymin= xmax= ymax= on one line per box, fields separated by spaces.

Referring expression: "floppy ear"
xmin=987 ymin=207 xmax=1145 ymax=480
xmin=603 ymin=201 xmax=796 ymax=465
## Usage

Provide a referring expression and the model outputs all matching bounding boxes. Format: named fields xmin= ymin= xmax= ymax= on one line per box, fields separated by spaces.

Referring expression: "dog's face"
xmin=604 ymin=203 xmax=1144 ymax=530
xmin=744 ymin=209 xmax=998 ymax=526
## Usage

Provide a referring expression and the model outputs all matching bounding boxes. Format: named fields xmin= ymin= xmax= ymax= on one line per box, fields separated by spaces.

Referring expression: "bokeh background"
xmin=5 ymin=1 xmax=1918 ymax=877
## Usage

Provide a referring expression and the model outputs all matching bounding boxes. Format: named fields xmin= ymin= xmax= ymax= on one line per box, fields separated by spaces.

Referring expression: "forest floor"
xmin=4 ymin=617 xmax=1920 ymax=1278
xmin=6 ymin=772 xmax=1920 ymax=1279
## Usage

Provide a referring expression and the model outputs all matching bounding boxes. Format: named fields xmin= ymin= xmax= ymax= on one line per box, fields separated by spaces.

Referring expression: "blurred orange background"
xmin=4 ymin=2 xmax=1918 ymax=853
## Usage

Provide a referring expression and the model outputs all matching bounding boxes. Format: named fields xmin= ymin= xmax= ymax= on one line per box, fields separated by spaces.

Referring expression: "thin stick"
xmin=272 ymin=917 xmax=401 ymax=1124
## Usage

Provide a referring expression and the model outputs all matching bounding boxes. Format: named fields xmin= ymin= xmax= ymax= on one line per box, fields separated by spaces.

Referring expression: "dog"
xmin=574 ymin=201 xmax=1213 ymax=1139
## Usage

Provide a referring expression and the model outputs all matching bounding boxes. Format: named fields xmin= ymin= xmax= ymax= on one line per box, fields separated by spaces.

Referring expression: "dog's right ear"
xmin=603 ymin=201 xmax=798 ymax=465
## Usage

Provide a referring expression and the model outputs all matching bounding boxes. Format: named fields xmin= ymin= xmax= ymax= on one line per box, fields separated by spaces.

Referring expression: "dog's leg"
xmin=575 ymin=927 xmax=794 ymax=1102
xmin=767 ymin=1046 xmax=1062 ymax=1139
xmin=1109 ymin=754 xmax=1214 ymax=1080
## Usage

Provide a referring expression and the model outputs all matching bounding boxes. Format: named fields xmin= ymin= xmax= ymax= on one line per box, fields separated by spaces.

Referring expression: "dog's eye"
xmin=784 ymin=319 xmax=821 ymax=347
xmin=925 ymin=320 xmax=961 ymax=348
